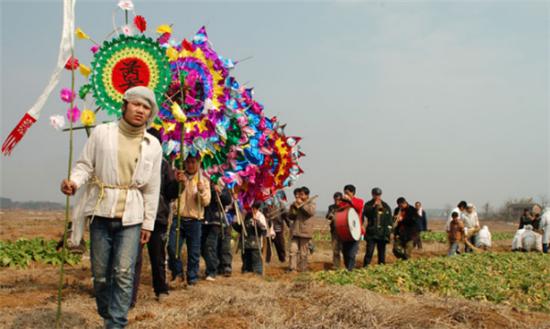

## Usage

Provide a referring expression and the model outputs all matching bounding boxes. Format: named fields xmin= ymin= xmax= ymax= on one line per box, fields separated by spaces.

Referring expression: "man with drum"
xmin=337 ymin=184 xmax=365 ymax=271
xmin=362 ymin=187 xmax=392 ymax=266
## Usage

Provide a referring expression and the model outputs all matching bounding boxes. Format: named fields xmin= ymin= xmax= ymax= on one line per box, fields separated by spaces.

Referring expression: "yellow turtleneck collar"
xmin=119 ymin=118 xmax=145 ymax=137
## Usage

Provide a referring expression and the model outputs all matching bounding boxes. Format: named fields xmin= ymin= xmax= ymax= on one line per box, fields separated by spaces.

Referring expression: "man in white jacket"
xmin=61 ymin=86 xmax=162 ymax=329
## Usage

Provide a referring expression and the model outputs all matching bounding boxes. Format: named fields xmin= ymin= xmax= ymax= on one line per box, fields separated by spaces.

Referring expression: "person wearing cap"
xmin=362 ymin=188 xmax=392 ymax=266
xmin=393 ymin=197 xmax=420 ymax=260
xmin=167 ymin=153 xmax=211 ymax=286
xmin=60 ymin=86 xmax=163 ymax=328
xmin=462 ymin=203 xmax=480 ymax=253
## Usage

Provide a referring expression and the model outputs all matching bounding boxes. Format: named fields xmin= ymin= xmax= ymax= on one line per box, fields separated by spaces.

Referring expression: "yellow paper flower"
xmin=171 ymin=103 xmax=186 ymax=123
xmin=80 ymin=109 xmax=96 ymax=126
xmin=79 ymin=63 xmax=91 ymax=78
xmin=166 ymin=47 xmax=178 ymax=61
xmin=75 ymin=27 xmax=90 ymax=40
xmin=156 ymin=24 xmax=172 ymax=34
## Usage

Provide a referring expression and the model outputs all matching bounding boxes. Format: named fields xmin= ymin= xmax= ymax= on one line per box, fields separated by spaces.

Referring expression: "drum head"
xmin=347 ymin=209 xmax=361 ymax=240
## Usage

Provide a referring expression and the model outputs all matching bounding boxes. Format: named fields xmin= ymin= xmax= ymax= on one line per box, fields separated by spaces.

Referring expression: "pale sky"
xmin=1 ymin=0 xmax=549 ymax=210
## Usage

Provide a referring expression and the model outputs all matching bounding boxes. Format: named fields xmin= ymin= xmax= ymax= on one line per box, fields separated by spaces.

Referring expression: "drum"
xmin=335 ymin=208 xmax=361 ymax=241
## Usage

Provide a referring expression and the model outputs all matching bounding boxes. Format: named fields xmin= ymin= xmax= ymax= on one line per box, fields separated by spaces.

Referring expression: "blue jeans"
xmin=90 ymin=218 xmax=141 ymax=329
xmin=543 ymin=243 xmax=548 ymax=253
xmin=342 ymin=240 xmax=359 ymax=271
xmin=168 ymin=218 xmax=202 ymax=284
xmin=448 ymin=242 xmax=460 ymax=256
xmin=242 ymin=249 xmax=262 ymax=274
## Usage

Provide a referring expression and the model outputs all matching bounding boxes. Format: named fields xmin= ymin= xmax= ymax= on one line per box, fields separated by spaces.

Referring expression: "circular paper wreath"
xmin=90 ymin=35 xmax=171 ymax=116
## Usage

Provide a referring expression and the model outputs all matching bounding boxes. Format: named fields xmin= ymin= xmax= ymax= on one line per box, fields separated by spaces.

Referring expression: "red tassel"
xmin=1 ymin=113 xmax=36 ymax=156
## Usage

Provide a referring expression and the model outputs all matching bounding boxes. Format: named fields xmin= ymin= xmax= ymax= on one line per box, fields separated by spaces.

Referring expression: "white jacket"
xmin=541 ymin=207 xmax=550 ymax=244
xmin=70 ymin=122 xmax=162 ymax=232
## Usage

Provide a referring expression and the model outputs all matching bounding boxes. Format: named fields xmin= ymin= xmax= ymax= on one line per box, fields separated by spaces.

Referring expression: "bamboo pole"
xmin=55 ymin=46 xmax=76 ymax=329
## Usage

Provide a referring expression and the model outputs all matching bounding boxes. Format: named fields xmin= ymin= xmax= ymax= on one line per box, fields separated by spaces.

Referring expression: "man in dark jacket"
xmin=362 ymin=188 xmax=393 ymax=266
xmin=201 ymin=179 xmax=232 ymax=281
xmin=393 ymin=197 xmax=420 ymax=260
xmin=326 ymin=192 xmax=343 ymax=269
xmin=132 ymin=129 xmax=179 ymax=305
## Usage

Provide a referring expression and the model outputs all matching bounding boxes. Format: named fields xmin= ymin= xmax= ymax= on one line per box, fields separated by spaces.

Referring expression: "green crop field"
xmin=315 ymin=252 xmax=550 ymax=313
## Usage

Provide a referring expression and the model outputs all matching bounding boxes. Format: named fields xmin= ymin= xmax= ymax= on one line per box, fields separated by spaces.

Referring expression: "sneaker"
xmin=205 ymin=276 xmax=216 ymax=282
xmin=156 ymin=293 xmax=169 ymax=303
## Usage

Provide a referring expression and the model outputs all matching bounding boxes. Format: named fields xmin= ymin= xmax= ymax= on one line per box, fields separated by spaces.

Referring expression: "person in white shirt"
xmin=61 ymin=86 xmax=162 ymax=329
xmin=541 ymin=207 xmax=550 ymax=253
xmin=462 ymin=203 xmax=480 ymax=252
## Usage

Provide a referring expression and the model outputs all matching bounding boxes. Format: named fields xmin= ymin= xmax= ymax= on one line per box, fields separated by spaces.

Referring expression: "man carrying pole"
xmin=60 ymin=86 xmax=162 ymax=329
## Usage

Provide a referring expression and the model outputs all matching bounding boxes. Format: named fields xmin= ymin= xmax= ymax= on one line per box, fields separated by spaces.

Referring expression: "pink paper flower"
xmin=60 ymin=88 xmax=76 ymax=103
xmin=122 ymin=25 xmax=134 ymax=36
xmin=66 ymin=106 xmax=81 ymax=123
xmin=118 ymin=0 xmax=134 ymax=11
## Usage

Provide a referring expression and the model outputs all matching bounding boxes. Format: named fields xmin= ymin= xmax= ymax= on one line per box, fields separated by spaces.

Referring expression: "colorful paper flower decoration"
xmin=66 ymin=106 xmax=81 ymax=123
xmin=80 ymin=109 xmax=96 ymax=126
xmin=49 ymin=115 xmax=66 ymax=131
xmin=134 ymin=15 xmax=147 ymax=33
xmin=60 ymin=88 xmax=76 ymax=103
xmin=89 ymin=35 xmax=171 ymax=116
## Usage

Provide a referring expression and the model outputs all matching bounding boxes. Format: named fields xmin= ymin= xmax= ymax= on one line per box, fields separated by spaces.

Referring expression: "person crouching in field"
xmin=541 ymin=208 xmax=550 ymax=253
xmin=288 ymin=187 xmax=317 ymax=272
xmin=447 ymin=212 xmax=465 ymax=256
xmin=233 ymin=202 xmax=267 ymax=275
xmin=60 ymin=86 xmax=162 ymax=329
xmin=326 ymin=192 xmax=343 ymax=269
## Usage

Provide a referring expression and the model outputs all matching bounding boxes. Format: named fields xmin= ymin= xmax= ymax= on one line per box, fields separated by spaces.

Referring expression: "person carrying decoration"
xmin=201 ymin=178 xmax=232 ymax=281
xmin=130 ymin=128 xmax=179 ymax=306
xmin=265 ymin=192 xmax=289 ymax=263
xmin=167 ymin=154 xmax=211 ymax=286
xmin=60 ymin=86 xmax=163 ymax=329
xmin=288 ymin=186 xmax=317 ymax=272
xmin=233 ymin=202 xmax=267 ymax=275
xmin=362 ymin=187 xmax=393 ymax=267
